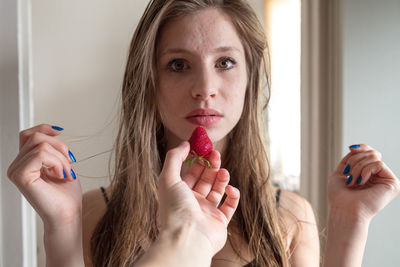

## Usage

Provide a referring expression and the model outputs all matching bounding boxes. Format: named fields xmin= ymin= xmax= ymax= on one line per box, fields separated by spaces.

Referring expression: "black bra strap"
xmin=100 ymin=186 xmax=109 ymax=204
xmin=276 ymin=188 xmax=281 ymax=207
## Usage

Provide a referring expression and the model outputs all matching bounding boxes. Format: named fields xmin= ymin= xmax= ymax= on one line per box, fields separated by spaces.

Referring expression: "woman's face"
xmin=156 ymin=8 xmax=247 ymax=151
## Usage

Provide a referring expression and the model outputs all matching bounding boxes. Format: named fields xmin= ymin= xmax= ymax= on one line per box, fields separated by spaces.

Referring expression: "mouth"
xmin=187 ymin=114 xmax=220 ymax=118
xmin=186 ymin=114 xmax=222 ymax=126
xmin=185 ymin=108 xmax=223 ymax=118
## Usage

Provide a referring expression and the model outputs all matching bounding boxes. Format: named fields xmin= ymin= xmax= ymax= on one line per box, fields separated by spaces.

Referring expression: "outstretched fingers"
xmin=191 ymin=151 xmax=221 ymax=196
xmin=206 ymin=168 xmax=230 ymax=206
xmin=182 ymin=160 xmax=205 ymax=189
xmin=219 ymin=185 xmax=240 ymax=225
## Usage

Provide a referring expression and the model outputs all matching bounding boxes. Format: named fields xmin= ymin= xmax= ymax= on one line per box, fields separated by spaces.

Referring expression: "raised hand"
xmin=7 ymin=124 xmax=82 ymax=230
xmin=327 ymin=144 xmax=400 ymax=222
xmin=157 ymin=141 xmax=240 ymax=255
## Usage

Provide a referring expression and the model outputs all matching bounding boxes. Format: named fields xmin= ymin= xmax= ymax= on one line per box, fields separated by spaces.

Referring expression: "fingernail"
xmin=357 ymin=176 xmax=362 ymax=185
xmin=52 ymin=125 xmax=64 ymax=131
xmin=346 ymin=175 xmax=353 ymax=185
xmin=68 ymin=150 xmax=76 ymax=162
xmin=349 ymin=144 xmax=360 ymax=149
xmin=63 ymin=169 xmax=66 ymax=178
xmin=343 ymin=164 xmax=350 ymax=175
xmin=70 ymin=169 xmax=76 ymax=180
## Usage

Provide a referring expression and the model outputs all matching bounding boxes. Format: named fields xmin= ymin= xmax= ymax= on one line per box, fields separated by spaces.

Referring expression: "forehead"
xmin=157 ymin=8 xmax=244 ymax=56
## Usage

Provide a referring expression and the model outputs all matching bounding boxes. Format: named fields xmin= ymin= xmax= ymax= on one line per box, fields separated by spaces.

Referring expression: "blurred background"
xmin=1 ymin=0 xmax=399 ymax=266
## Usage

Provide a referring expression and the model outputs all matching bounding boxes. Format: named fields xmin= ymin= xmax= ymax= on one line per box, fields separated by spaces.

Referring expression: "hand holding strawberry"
xmin=184 ymin=126 xmax=213 ymax=168
xmin=157 ymin=141 xmax=239 ymax=255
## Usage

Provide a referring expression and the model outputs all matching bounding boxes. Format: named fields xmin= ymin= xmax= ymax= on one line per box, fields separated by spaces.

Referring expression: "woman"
xmin=88 ymin=1 xmax=313 ymax=266
xmin=6 ymin=0 xmax=400 ymax=266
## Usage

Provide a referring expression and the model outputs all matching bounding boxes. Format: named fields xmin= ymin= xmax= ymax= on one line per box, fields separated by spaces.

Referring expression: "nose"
xmin=191 ymin=68 xmax=217 ymax=100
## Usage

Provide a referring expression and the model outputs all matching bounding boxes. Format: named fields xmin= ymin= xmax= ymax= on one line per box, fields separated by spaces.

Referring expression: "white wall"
xmin=341 ymin=0 xmax=400 ymax=266
xmin=31 ymin=1 xmax=150 ymax=265
xmin=31 ymin=0 xmax=151 ymax=192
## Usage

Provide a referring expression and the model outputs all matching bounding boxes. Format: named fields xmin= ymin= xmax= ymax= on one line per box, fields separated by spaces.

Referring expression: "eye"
xmin=167 ymin=59 xmax=189 ymax=72
xmin=216 ymin=57 xmax=236 ymax=70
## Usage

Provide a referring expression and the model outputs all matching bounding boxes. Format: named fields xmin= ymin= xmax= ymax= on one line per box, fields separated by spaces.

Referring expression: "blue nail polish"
xmin=346 ymin=175 xmax=353 ymax=185
xmin=343 ymin=164 xmax=350 ymax=175
xmin=71 ymin=169 xmax=76 ymax=180
xmin=52 ymin=125 xmax=64 ymax=131
xmin=349 ymin=144 xmax=360 ymax=149
xmin=63 ymin=169 xmax=66 ymax=178
xmin=68 ymin=150 xmax=76 ymax=162
xmin=357 ymin=176 xmax=362 ymax=185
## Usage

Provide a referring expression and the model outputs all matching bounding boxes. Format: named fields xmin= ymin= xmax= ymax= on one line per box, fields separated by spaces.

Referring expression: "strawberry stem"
xmin=184 ymin=154 xmax=195 ymax=166
xmin=184 ymin=153 xmax=212 ymax=169
xmin=197 ymin=157 xmax=212 ymax=169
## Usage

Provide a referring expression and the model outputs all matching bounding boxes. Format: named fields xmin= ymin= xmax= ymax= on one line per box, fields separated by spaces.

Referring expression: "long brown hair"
xmin=91 ymin=1 xmax=290 ymax=266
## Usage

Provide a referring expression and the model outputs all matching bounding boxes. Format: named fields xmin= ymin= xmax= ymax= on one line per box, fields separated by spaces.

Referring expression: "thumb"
xmin=159 ymin=141 xmax=190 ymax=189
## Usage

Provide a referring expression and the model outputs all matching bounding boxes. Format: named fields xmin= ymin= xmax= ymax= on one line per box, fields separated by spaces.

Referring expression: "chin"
xmin=205 ymin=128 xmax=229 ymax=145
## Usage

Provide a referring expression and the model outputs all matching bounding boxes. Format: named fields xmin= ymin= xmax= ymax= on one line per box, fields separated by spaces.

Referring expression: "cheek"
xmin=158 ymin=71 xmax=192 ymax=96
xmin=158 ymin=74 xmax=178 ymax=103
xmin=157 ymin=88 xmax=175 ymax=117
xmin=156 ymin=82 xmax=172 ymax=122
xmin=156 ymin=83 xmax=187 ymax=126
xmin=233 ymin=91 xmax=246 ymax=115
xmin=227 ymin=70 xmax=247 ymax=105
xmin=221 ymin=85 xmax=247 ymax=124
xmin=229 ymin=74 xmax=247 ymax=120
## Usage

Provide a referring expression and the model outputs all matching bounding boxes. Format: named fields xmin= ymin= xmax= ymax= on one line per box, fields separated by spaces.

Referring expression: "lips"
xmin=185 ymin=108 xmax=222 ymax=118
xmin=186 ymin=116 xmax=221 ymax=126
xmin=185 ymin=108 xmax=223 ymax=126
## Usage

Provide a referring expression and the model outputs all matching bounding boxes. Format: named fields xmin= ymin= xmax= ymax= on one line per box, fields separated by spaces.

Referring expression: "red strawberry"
xmin=184 ymin=126 xmax=213 ymax=168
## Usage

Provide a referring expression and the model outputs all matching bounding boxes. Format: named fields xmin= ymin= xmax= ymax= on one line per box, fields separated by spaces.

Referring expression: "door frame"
xmin=300 ymin=0 xmax=343 ymax=249
xmin=0 ymin=0 xmax=36 ymax=266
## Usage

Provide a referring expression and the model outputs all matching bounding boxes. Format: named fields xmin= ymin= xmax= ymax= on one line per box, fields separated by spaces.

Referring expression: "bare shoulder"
xmin=277 ymin=188 xmax=320 ymax=264
xmin=277 ymin=189 xmax=316 ymax=225
xmin=82 ymin=186 xmax=111 ymax=266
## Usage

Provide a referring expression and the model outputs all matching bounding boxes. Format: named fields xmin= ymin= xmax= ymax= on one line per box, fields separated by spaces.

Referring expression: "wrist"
xmin=43 ymin=206 xmax=82 ymax=234
xmin=43 ymin=214 xmax=84 ymax=267
xmin=328 ymin=205 xmax=372 ymax=228
xmin=324 ymin=207 xmax=371 ymax=267
xmin=326 ymin=209 xmax=370 ymax=247
xmin=137 ymin=222 xmax=213 ymax=267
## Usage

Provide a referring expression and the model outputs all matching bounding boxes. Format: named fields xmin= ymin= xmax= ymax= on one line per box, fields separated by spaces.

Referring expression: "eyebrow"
xmin=159 ymin=46 xmax=241 ymax=57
